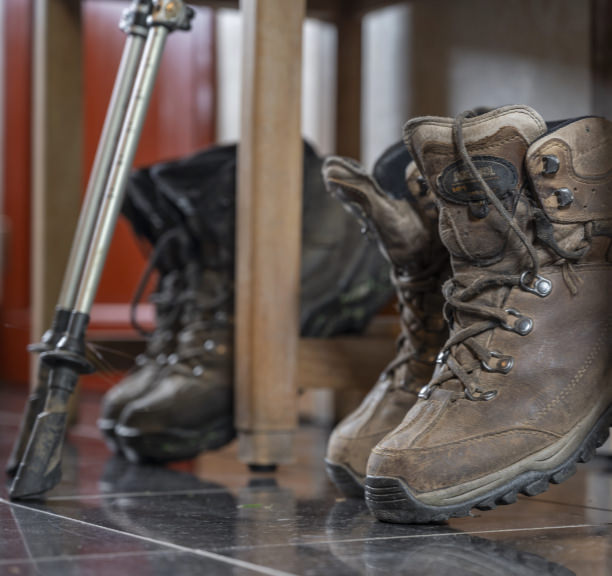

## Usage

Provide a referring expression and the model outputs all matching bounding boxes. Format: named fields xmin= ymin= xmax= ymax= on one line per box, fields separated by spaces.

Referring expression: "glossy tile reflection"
xmin=1 ymin=386 xmax=612 ymax=575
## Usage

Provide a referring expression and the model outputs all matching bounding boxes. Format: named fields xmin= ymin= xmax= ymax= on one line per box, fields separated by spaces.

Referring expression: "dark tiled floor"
xmin=1 ymin=386 xmax=611 ymax=575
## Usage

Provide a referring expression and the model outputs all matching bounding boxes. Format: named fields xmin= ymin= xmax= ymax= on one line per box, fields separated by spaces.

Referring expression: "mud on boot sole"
xmin=365 ymin=404 xmax=612 ymax=524
xmin=115 ymin=416 xmax=236 ymax=464
xmin=325 ymin=459 xmax=365 ymax=498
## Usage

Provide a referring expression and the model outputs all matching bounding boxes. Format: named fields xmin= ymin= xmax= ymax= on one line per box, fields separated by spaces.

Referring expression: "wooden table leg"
xmin=333 ymin=10 xmax=366 ymax=422
xmin=235 ymin=0 xmax=306 ymax=467
xmin=31 ymin=0 xmax=83 ymax=422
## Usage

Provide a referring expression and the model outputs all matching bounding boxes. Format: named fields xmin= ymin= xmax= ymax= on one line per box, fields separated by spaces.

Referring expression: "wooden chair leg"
xmin=31 ymin=0 xmax=83 ymax=423
xmin=235 ymin=0 xmax=306 ymax=467
xmin=333 ymin=11 xmax=365 ymax=422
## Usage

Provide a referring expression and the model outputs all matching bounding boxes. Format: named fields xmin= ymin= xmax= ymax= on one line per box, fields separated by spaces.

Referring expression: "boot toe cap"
xmin=367 ymin=424 xmax=557 ymax=496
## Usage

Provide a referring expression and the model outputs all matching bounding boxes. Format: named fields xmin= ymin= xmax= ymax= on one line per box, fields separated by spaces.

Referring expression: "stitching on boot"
xmin=526 ymin=318 xmax=611 ymax=425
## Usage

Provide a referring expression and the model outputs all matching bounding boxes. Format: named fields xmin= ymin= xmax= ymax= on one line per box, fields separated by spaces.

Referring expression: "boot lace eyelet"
xmin=418 ymin=383 xmax=434 ymax=400
xmin=481 ymin=351 xmax=514 ymax=374
xmin=520 ymin=271 xmax=552 ymax=297
xmin=465 ymin=387 xmax=498 ymax=401
xmin=501 ymin=308 xmax=533 ymax=336
xmin=436 ymin=349 xmax=449 ymax=365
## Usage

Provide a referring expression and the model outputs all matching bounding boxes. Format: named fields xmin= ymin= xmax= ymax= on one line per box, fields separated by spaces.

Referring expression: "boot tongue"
xmin=405 ymin=106 xmax=547 ymax=273
xmin=322 ymin=156 xmax=431 ymax=272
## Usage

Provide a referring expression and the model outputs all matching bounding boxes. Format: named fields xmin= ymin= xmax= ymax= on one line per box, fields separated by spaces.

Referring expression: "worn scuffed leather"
xmin=323 ymin=147 xmax=449 ymax=485
xmin=368 ymin=106 xmax=612 ymax=507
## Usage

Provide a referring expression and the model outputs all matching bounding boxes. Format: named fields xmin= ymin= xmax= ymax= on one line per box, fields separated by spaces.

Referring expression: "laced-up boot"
xmin=115 ymin=264 xmax=235 ymax=463
xmin=322 ymin=143 xmax=450 ymax=496
xmin=366 ymin=105 xmax=612 ymax=523
xmin=101 ymin=141 xmax=394 ymax=463
xmin=112 ymin=145 xmax=237 ymax=463
xmin=98 ymin=173 xmax=191 ymax=452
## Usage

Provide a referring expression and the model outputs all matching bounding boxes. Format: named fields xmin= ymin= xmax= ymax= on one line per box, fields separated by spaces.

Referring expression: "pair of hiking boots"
xmin=99 ymin=141 xmax=394 ymax=463
xmin=324 ymin=104 xmax=612 ymax=524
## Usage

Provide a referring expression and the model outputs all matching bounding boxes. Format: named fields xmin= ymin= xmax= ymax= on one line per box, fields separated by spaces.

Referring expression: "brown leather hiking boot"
xmin=322 ymin=145 xmax=449 ymax=497
xmin=365 ymin=105 xmax=612 ymax=523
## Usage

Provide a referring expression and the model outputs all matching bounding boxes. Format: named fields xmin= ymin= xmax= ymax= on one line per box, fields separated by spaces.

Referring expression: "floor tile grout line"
xmin=209 ymin=522 xmax=610 ymax=553
xmin=0 ymin=498 xmax=610 ymax=552
xmin=0 ymin=548 xmax=173 ymax=567
xmin=521 ymin=496 xmax=612 ymax=513
xmin=46 ymin=489 xmax=612 ymax=513
xmin=6 ymin=492 xmax=605 ymax=556
xmin=290 ymin=523 xmax=609 ymax=548
xmin=44 ymin=488 xmax=237 ymax=501
xmin=42 ymin=483 xmax=303 ymax=501
xmin=0 ymin=499 xmax=298 ymax=576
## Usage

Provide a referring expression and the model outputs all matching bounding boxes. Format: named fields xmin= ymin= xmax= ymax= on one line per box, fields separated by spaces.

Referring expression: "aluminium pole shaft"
xmin=74 ymin=25 xmax=169 ymax=315
xmin=9 ymin=1 xmax=194 ymax=500
xmin=4 ymin=1 xmax=151 ymax=479
xmin=58 ymin=32 xmax=148 ymax=309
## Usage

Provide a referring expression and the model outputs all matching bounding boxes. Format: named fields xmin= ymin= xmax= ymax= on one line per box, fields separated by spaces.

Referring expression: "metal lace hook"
xmin=519 ymin=271 xmax=552 ymax=297
xmin=501 ymin=308 xmax=534 ymax=336
xmin=481 ymin=351 xmax=514 ymax=374
xmin=465 ymin=387 xmax=498 ymax=401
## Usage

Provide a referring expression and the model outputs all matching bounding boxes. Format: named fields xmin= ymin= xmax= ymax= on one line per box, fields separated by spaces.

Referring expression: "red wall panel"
xmin=1 ymin=1 xmax=216 ymax=385
xmin=0 ymin=0 xmax=33 ymax=384
xmin=84 ymin=1 xmax=216 ymax=308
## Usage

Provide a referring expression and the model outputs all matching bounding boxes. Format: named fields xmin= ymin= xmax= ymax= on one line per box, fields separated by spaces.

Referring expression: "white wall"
xmin=218 ymin=0 xmax=592 ymax=170
xmin=216 ymin=9 xmax=336 ymax=156
xmin=420 ymin=0 xmax=591 ymax=118
xmin=363 ymin=4 xmax=413 ymax=168
xmin=363 ymin=0 xmax=591 ymax=166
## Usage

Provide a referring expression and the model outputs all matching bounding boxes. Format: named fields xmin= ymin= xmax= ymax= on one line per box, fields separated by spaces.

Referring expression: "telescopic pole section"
xmin=5 ymin=0 xmax=152 ymax=478
xmin=9 ymin=0 xmax=195 ymax=500
xmin=58 ymin=3 xmax=152 ymax=310
xmin=74 ymin=25 xmax=169 ymax=314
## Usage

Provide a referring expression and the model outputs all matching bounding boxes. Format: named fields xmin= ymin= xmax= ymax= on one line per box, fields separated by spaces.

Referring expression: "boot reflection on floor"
xmin=325 ymin=499 xmax=575 ymax=576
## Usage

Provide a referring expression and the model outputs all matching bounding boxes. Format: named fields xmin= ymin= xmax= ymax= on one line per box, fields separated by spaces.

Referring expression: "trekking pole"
xmin=10 ymin=0 xmax=195 ymax=499
xmin=5 ymin=0 xmax=153 ymax=478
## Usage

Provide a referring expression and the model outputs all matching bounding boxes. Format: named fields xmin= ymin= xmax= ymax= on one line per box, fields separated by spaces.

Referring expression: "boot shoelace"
xmin=418 ymin=110 xmax=586 ymax=402
xmin=381 ymin=258 xmax=446 ymax=390
xmin=130 ymin=227 xmax=191 ymax=366
xmin=327 ymin=169 xmax=446 ymax=390
xmin=164 ymin=272 xmax=233 ymax=377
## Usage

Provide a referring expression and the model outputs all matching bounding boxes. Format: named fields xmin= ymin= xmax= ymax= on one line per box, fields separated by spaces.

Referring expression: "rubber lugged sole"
xmin=365 ymin=404 xmax=612 ymax=524
xmin=116 ymin=416 xmax=236 ymax=464
xmin=325 ymin=459 xmax=365 ymax=498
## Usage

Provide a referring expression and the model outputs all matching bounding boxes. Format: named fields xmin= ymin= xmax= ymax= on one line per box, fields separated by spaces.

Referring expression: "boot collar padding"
xmin=526 ymin=116 xmax=612 ymax=224
xmin=403 ymin=105 xmax=547 ymax=171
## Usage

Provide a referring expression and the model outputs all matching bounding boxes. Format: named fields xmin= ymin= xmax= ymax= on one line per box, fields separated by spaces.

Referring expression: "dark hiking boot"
xmin=366 ymin=105 xmax=612 ymax=523
xmin=322 ymin=144 xmax=449 ymax=497
xmin=100 ymin=141 xmax=394 ymax=463
xmin=98 ymin=270 xmax=184 ymax=452
xmin=98 ymin=145 xmax=237 ymax=456
xmin=115 ymin=267 xmax=235 ymax=463
xmin=97 ymin=164 xmax=199 ymax=453
xmin=112 ymin=145 xmax=237 ymax=463
xmin=300 ymin=142 xmax=394 ymax=337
